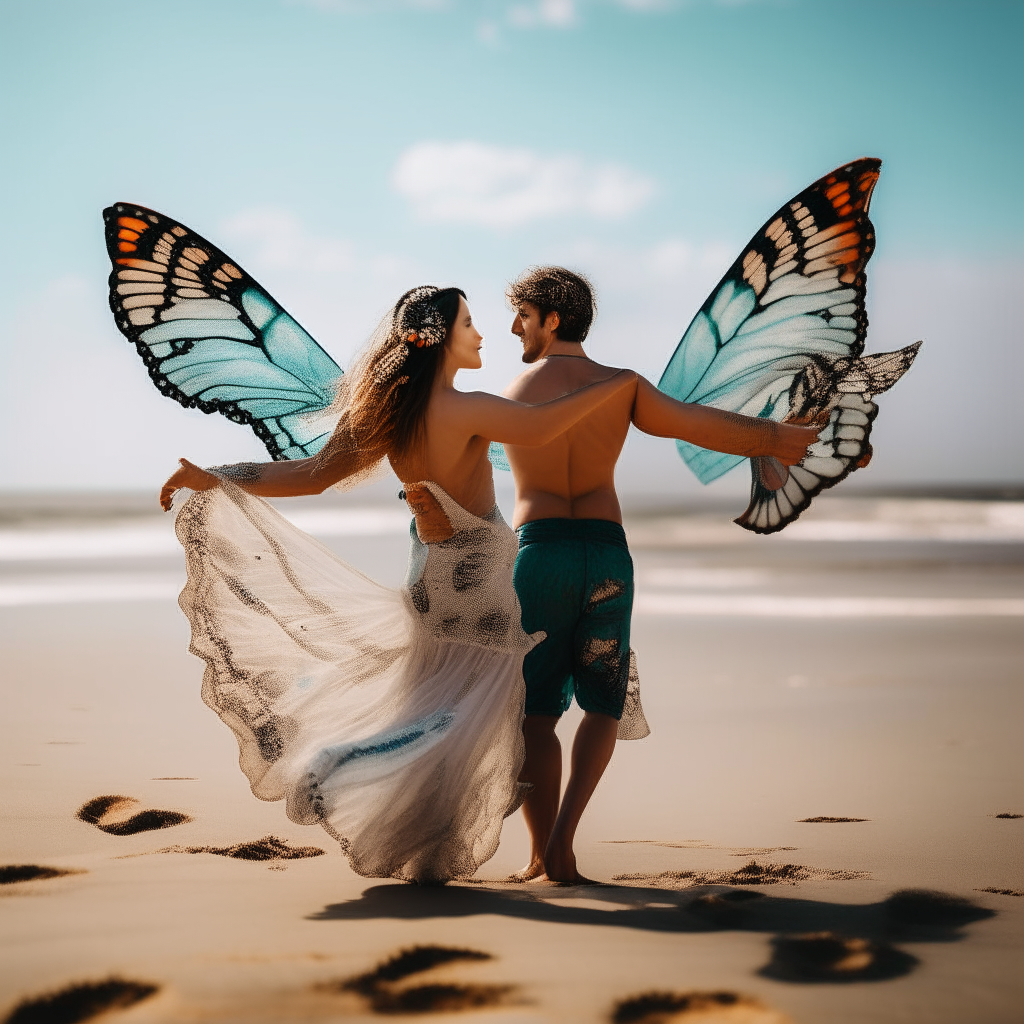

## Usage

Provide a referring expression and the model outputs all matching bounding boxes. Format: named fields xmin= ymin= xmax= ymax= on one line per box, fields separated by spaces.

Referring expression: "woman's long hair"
xmin=330 ymin=286 xmax=466 ymax=470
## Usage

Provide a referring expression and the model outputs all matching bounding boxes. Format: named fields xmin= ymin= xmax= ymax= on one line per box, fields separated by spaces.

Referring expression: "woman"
xmin=162 ymin=286 xmax=636 ymax=884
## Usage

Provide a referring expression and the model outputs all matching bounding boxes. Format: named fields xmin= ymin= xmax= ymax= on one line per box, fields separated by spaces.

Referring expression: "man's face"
xmin=511 ymin=301 xmax=559 ymax=364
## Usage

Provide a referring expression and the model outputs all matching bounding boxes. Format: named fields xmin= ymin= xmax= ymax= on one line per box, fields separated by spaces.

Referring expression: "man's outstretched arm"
xmin=632 ymin=377 xmax=818 ymax=465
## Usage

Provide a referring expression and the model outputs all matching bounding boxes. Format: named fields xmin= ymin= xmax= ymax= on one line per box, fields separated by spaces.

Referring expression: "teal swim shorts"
xmin=514 ymin=518 xmax=634 ymax=720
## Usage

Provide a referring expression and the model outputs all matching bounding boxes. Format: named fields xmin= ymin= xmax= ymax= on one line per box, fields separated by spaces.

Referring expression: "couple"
xmin=162 ymin=268 xmax=816 ymax=885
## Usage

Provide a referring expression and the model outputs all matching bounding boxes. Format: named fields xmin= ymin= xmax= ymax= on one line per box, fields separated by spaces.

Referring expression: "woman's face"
xmin=445 ymin=295 xmax=483 ymax=371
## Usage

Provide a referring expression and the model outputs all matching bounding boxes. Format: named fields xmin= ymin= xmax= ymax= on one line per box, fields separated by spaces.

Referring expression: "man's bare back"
xmin=502 ymin=278 xmax=818 ymax=885
xmin=502 ymin=353 xmax=816 ymax=529
xmin=503 ymin=354 xmax=632 ymax=526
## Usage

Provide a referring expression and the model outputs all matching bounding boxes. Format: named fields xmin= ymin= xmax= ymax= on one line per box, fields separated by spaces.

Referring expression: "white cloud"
xmin=508 ymin=0 xmax=577 ymax=28
xmin=392 ymin=141 xmax=656 ymax=227
xmin=289 ymin=0 xmax=450 ymax=12
xmin=219 ymin=208 xmax=356 ymax=274
xmin=290 ymin=0 xmax=752 ymax=24
xmin=215 ymin=208 xmax=421 ymax=363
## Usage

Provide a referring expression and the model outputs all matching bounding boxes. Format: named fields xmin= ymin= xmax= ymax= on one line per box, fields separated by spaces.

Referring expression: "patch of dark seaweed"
xmin=994 ymin=812 xmax=1022 ymax=819
xmin=614 ymin=860 xmax=869 ymax=888
xmin=976 ymin=888 xmax=1023 ymax=897
xmin=0 ymin=865 xmax=83 ymax=885
xmin=76 ymin=796 xmax=191 ymax=836
xmin=162 ymin=835 xmax=324 ymax=861
xmin=798 ymin=817 xmax=868 ymax=823
xmin=612 ymin=989 xmax=784 ymax=1023
xmin=2 ymin=977 xmax=158 ymax=1024
xmin=760 ymin=932 xmax=917 ymax=983
xmin=883 ymin=889 xmax=994 ymax=929
xmin=321 ymin=945 xmax=512 ymax=1015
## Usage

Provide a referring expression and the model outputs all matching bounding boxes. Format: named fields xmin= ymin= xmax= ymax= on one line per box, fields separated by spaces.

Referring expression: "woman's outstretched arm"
xmin=443 ymin=369 xmax=637 ymax=447
xmin=631 ymin=377 xmax=818 ymax=464
xmin=158 ymin=428 xmax=379 ymax=510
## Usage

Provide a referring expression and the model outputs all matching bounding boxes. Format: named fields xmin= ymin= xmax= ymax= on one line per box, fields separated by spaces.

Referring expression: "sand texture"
xmin=2 ymin=494 xmax=1022 ymax=1022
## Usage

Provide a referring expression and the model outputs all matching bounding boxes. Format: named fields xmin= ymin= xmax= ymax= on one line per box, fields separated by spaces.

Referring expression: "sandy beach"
xmin=2 ymin=488 xmax=1022 ymax=1023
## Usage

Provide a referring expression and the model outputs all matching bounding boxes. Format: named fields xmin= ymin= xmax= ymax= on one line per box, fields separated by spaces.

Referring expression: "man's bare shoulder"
xmin=503 ymin=357 xmax=625 ymax=402
xmin=502 ymin=361 xmax=547 ymax=400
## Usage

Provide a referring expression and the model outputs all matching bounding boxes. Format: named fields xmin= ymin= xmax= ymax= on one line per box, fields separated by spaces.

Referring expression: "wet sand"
xmin=1 ymin=491 xmax=1022 ymax=1022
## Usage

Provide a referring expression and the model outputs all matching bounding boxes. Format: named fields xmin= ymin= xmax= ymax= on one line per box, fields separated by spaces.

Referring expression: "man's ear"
xmin=544 ymin=310 xmax=561 ymax=336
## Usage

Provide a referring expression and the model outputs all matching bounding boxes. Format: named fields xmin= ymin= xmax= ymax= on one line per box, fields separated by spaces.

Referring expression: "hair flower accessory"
xmin=396 ymin=287 xmax=448 ymax=349
xmin=370 ymin=285 xmax=460 ymax=387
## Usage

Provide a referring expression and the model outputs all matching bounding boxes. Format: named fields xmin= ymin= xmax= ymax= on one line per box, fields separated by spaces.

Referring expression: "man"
xmin=502 ymin=267 xmax=817 ymax=883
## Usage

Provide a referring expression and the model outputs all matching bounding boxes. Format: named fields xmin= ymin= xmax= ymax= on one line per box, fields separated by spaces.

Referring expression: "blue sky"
xmin=1 ymin=0 xmax=1021 ymax=492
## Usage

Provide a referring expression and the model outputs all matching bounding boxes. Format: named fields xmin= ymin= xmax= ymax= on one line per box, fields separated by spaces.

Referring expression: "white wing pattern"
xmin=657 ymin=158 xmax=921 ymax=534
xmin=104 ymin=204 xmax=344 ymax=460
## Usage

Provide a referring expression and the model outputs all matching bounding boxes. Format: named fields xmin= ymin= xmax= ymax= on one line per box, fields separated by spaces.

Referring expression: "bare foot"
xmin=507 ymin=858 xmax=547 ymax=882
xmin=543 ymin=847 xmax=599 ymax=884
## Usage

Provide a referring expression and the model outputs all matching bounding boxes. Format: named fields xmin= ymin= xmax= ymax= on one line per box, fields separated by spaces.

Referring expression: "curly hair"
xmin=507 ymin=266 xmax=595 ymax=344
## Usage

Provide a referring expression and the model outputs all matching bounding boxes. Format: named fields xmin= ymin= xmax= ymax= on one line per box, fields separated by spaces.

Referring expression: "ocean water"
xmin=1 ymin=491 xmax=1021 ymax=615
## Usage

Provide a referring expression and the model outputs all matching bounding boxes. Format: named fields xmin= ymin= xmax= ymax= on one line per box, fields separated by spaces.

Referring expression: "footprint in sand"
xmin=159 ymin=836 xmax=324 ymax=861
xmin=76 ymin=795 xmax=191 ymax=836
xmin=2 ymin=977 xmax=158 ymax=1024
xmin=614 ymin=860 xmax=869 ymax=888
xmin=797 ymin=816 xmax=868 ymax=823
xmin=320 ymin=945 xmax=515 ymax=1014
xmin=686 ymin=890 xmax=765 ymax=927
xmin=759 ymin=932 xmax=917 ymax=983
xmin=0 ymin=865 xmax=84 ymax=885
xmin=612 ymin=990 xmax=792 ymax=1023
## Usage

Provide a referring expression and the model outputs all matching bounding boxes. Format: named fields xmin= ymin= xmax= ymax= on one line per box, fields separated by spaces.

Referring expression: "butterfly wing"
xmin=488 ymin=441 xmax=511 ymax=472
xmin=658 ymin=158 xmax=920 ymax=532
xmin=738 ymin=341 xmax=921 ymax=532
xmin=104 ymin=203 xmax=343 ymax=460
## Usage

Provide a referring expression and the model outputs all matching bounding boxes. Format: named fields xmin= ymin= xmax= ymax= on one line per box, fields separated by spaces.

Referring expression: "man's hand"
xmin=773 ymin=422 xmax=820 ymax=466
xmin=160 ymin=458 xmax=218 ymax=511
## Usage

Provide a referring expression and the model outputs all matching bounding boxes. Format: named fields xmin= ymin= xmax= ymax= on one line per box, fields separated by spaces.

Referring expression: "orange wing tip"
xmin=117 ymin=216 xmax=149 ymax=232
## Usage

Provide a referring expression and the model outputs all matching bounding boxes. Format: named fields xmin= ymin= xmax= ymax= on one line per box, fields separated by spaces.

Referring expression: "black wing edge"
xmin=735 ymin=340 xmax=923 ymax=535
xmin=102 ymin=202 xmax=337 ymax=461
xmin=660 ymin=156 xmax=883 ymax=389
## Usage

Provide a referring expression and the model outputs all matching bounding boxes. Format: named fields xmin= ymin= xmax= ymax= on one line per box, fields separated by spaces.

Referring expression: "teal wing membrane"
xmin=488 ymin=441 xmax=511 ymax=472
xmin=104 ymin=204 xmax=343 ymax=460
xmin=657 ymin=158 xmax=921 ymax=533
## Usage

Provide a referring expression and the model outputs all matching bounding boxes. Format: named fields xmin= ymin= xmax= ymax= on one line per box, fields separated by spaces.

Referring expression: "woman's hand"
xmin=773 ymin=423 xmax=821 ymax=466
xmin=160 ymin=458 xmax=218 ymax=511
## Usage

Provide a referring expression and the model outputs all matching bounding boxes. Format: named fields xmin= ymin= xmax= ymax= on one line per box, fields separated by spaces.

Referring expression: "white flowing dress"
xmin=175 ymin=479 xmax=647 ymax=884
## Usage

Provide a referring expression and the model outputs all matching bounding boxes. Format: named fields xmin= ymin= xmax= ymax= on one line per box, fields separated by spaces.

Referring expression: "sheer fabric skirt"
xmin=176 ymin=482 xmax=532 ymax=883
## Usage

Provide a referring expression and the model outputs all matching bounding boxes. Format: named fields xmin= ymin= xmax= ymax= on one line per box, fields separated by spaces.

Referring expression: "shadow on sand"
xmin=310 ymin=881 xmax=993 ymax=945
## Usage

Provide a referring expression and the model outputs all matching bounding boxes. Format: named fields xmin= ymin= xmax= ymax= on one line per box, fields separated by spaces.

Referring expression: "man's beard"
xmin=520 ymin=339 xmax=544 ymax=363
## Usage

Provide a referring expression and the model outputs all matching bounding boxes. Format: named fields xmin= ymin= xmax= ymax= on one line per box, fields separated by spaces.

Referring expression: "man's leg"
xmin=545 ymin=527 xmax=633 ymax=883
xmin=511 ymin=524 xmax=579 ymax=881
xmin=512 ymin=714 xmax=562 ymax=880
xmin=543 ymin=711 xmax=618 ymax=882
